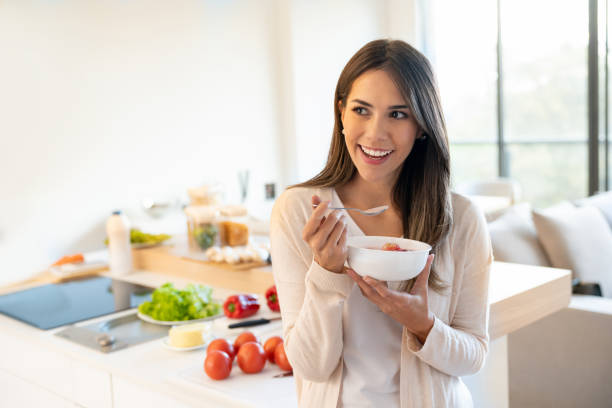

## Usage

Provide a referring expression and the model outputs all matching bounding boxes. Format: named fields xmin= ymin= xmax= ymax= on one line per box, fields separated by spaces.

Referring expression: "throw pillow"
xmin=532 ymin=202 xmax=612 ymax=297
xmin=575 ymin=191 xmax=612 ymax=229
xmin=488 ymin=203 xmax=550 ymax=266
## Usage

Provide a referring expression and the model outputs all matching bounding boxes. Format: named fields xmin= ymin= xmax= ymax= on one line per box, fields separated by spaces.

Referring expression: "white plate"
xmin=131 ymin=239 xmax=173 ymax=249
xmin=162 ymin=333 xmax=214 ymax=352
xmin=137 ymin=310 xmax=224 ymax=326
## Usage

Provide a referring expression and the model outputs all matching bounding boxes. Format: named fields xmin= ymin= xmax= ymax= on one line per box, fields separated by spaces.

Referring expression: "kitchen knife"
xmin=228 ymin=316 xmax=281 ymax=329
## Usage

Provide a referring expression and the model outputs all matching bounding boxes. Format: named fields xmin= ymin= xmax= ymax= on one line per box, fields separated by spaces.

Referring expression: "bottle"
xmin=106 ymin=210 xmax=133 ymax=276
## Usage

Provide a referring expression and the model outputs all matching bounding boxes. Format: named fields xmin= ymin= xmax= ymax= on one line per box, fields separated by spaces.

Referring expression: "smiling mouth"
xmin=359 ymin=144 xmax=394 ymax=159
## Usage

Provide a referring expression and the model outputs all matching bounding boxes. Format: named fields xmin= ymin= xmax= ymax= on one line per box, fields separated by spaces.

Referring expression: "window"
xmin=428 ymin=0 xmax=498 ymax=186
xmin=426 ymin=0 xmax=609 ymax=208
xmin=502 ymin=0 xmax=588 ymax=207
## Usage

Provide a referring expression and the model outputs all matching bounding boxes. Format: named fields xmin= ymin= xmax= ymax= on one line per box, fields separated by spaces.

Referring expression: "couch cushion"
xmin=487 ymin=203 xmax=550 ymax=266
xmin=532 ymin=202 xmax=612 ymax=297
xmin=575 ymin=191 xmax=612 ymax=229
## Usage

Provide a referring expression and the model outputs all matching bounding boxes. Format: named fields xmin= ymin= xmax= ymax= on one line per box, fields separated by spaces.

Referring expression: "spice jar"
xmin=218 ymin=205 xmax=249 ymax=247
xmin=184 ymin=205 xmax=220 ymax=251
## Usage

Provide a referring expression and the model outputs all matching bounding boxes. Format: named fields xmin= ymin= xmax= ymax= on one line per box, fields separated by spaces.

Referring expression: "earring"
xmin=419 ymin=133 xmax=427 ymax=140
xmin=342 ymin=129 xmax=346 ymax=136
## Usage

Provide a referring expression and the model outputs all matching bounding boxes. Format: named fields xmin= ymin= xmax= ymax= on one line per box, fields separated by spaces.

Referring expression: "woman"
xmin=269 ymin=39 xmax=492 ymax=408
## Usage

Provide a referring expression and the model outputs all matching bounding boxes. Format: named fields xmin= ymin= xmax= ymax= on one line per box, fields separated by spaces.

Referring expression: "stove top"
xmin=0 ymin=276 xmax=153 ymax=330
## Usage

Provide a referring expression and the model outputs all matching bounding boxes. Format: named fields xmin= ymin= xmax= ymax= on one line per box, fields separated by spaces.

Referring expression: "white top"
xmin=340 ymin=283 xmax=403 ymax=407
xmin=335 ymin=189 xmax=402 ymax=408
xmin=269 ymin=186 xmax=492 ymax=408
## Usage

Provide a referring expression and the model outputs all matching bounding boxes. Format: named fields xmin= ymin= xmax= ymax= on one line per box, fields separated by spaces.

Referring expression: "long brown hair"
xmin=293 ymin=39 xmax=452 ymax=293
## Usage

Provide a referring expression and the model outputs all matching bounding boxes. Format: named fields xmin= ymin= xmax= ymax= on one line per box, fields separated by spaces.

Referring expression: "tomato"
xmin=204 ymin=350 xmax=232 ymax=380
xmin=233 ymin=331 xmax=259 ymax=353
xmin=207 ymin=338 xmax=235 ymax=363
xmin=274 ymin=343 xmax=292 ymax=372
xmin=237 ymin=341 xmax=266 ymax=374
xmin=263 ymin=336 xmax=283 ymax=364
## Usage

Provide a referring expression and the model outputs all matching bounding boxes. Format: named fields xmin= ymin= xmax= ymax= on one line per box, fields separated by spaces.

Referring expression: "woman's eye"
xmin=390 ymin=111 xmax=408 ymax=119
xmin=352 ymin=107 xmax=368 ymax=115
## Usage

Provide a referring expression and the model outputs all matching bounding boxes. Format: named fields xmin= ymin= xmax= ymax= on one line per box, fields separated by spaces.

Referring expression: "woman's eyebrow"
xmin=350 ymin=99 xmax=409 ymax=110
xmin=350 ymin=98 xmax=373 ymax=107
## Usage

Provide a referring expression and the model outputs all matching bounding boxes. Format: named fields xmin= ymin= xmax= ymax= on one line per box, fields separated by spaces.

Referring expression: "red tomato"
xmin=204 ymin=350 xmax=232 ymax=380
xmin=233 ymin=331 xmax=259 ymax=353
xmin=237 ymin=341 xmax=266 ymax=374
xmin=263 ymin=336 xmax=283 ymax=364
xmin=207 ymin=338 xmax=235 ymax=363
xmin=274 ymin=343 xmax=292 ymax=372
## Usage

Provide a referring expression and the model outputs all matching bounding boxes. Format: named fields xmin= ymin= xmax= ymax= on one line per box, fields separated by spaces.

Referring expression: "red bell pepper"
xmin=223 ymin=294 xmax=260 ymax=319
xmin=266 ymin=285 xmax=280 ymax=312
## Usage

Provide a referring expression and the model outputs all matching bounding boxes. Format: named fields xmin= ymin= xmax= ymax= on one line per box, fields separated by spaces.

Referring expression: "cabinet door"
xmin=71 ymin=358 xmax=113 ymax=408
xmin=0 ymin=368 xmax=78 ymax=408
xmin=0 ymin=332 xmax=112 ymax=407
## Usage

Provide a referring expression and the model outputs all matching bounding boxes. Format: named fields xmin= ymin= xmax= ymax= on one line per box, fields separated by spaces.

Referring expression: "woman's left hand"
xmin=346 ymin=254 xmax=435 ymax=344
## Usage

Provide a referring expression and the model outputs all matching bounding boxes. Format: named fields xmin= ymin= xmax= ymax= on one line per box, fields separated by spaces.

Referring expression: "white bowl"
xmin=347 ymin=236 xmax=431 ymax=281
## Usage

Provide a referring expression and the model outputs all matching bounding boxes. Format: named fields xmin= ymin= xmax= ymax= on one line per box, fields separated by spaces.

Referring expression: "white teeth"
xmin=360 ymin=145 xmax=393 ymax=157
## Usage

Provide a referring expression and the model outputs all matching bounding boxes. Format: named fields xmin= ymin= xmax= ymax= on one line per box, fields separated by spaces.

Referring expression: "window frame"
xmin=445 ymin=0 xmax=611 ymax=196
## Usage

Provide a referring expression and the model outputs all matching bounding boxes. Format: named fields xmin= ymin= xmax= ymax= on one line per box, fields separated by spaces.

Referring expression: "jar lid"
xmin=220 ymin=205 xmax=248 ymax=217
xmin=184 ymin=205 xmax=219 ymax=223
xmin=187 ymin=185 xmax=222 ymax=205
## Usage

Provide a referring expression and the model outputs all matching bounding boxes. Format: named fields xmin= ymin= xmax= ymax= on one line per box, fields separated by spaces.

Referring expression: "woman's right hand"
xmin=301 ymin=195 xmax=348 ymax=274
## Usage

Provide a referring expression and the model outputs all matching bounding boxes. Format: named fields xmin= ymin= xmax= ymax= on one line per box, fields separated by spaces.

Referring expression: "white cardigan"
xmin=269 ymin=186 xmax=492 ymax=408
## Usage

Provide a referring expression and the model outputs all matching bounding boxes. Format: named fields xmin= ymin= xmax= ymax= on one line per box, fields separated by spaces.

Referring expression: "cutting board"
xmin=167 ymin=316 xmax=297 ymax=408
xmin=169 ymin=235 xmax=270 ymax=271
xmin=170 ymin=362 xmax=296 ymax=408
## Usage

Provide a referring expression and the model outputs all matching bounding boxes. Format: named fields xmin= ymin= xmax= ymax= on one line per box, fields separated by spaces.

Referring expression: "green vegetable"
xmin=193 ymin=224 xmax=218 ymax=250
xmin=104 ymin=228 xmax=172 ymax=246
xmin=138 ymin=282 xmax=221 ymax=321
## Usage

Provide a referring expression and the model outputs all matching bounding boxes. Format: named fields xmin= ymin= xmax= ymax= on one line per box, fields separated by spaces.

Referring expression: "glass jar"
xmin=217 ymin=205 xmax=250 ymax=247
xmin=187 ymin=184 xmax=223 ymax=206
xmin=184 ymin=205 xmax=220 ymax=251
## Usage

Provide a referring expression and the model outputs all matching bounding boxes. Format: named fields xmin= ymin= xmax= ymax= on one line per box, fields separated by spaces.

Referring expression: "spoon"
xmin=311 ymin=204 xmax=388 ymax=216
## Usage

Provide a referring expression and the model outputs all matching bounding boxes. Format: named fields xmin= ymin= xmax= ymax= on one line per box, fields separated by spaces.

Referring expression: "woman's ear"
xmin=338 ymin=100 xmax=345 ymax=127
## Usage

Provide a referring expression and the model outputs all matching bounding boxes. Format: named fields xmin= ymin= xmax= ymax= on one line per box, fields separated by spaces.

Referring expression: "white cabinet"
xmin=0 ymin=368 xmax=78 ymax=408
xmin=0 ymin=331 xmax=112 ymax=407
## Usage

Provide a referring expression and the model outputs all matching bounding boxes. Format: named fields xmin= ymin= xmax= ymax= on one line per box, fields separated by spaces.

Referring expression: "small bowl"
xmin=347 ymin=236 xmax=431 ymax=281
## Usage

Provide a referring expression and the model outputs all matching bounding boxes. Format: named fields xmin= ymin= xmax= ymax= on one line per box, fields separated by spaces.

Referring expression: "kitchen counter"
xmin=0 ymin=247 xmax=571 ymax=408
xmin=134 ymin=246 xmax=572 ymax=341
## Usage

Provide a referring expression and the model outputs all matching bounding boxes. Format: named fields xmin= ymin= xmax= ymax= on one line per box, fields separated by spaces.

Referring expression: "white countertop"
xmin=0 ymin=262 xmax=571 ymax=407
xmin=0 ymin=270 xmax=295 ymax=408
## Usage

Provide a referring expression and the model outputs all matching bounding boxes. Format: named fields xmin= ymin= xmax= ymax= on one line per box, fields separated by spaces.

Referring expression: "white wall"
xmin=0 ymin=0 xmax=418 ymax=284
xmin=288 ymin=0 xmax=421 ymax=183
xmin=0 ymin=0 xmax=284 ymax=284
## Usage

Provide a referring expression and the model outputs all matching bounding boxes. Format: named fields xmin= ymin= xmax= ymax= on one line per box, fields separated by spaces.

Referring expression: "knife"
xmin=228 ymin=316 xmax=281 ymax=329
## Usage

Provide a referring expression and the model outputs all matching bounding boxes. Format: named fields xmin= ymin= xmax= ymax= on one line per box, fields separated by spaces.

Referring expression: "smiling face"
xmin=340 ymin=69 xmax=420 ymax=188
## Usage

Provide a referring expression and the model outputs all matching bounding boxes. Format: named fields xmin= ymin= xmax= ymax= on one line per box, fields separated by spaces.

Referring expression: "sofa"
xmin=485 ymin=191 xmax=612 ymax=408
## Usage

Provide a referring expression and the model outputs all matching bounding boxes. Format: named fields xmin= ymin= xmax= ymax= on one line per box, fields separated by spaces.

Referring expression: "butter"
xmin=168 ymin=322 xmax=209 ymax=348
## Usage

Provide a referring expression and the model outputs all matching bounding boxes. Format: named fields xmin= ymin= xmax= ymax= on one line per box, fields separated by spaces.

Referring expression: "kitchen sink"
xmin=54 ymin=310 xmax=168 ymax=353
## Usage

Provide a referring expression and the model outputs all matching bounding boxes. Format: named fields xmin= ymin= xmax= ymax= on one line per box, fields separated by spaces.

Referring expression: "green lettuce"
xmin=138 ymin=282 xmax=220 ymax=321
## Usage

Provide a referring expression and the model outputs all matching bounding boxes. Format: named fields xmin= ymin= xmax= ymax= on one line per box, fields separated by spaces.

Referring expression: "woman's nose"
xmin=365 ymin=114 xmax=388 ymax=140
